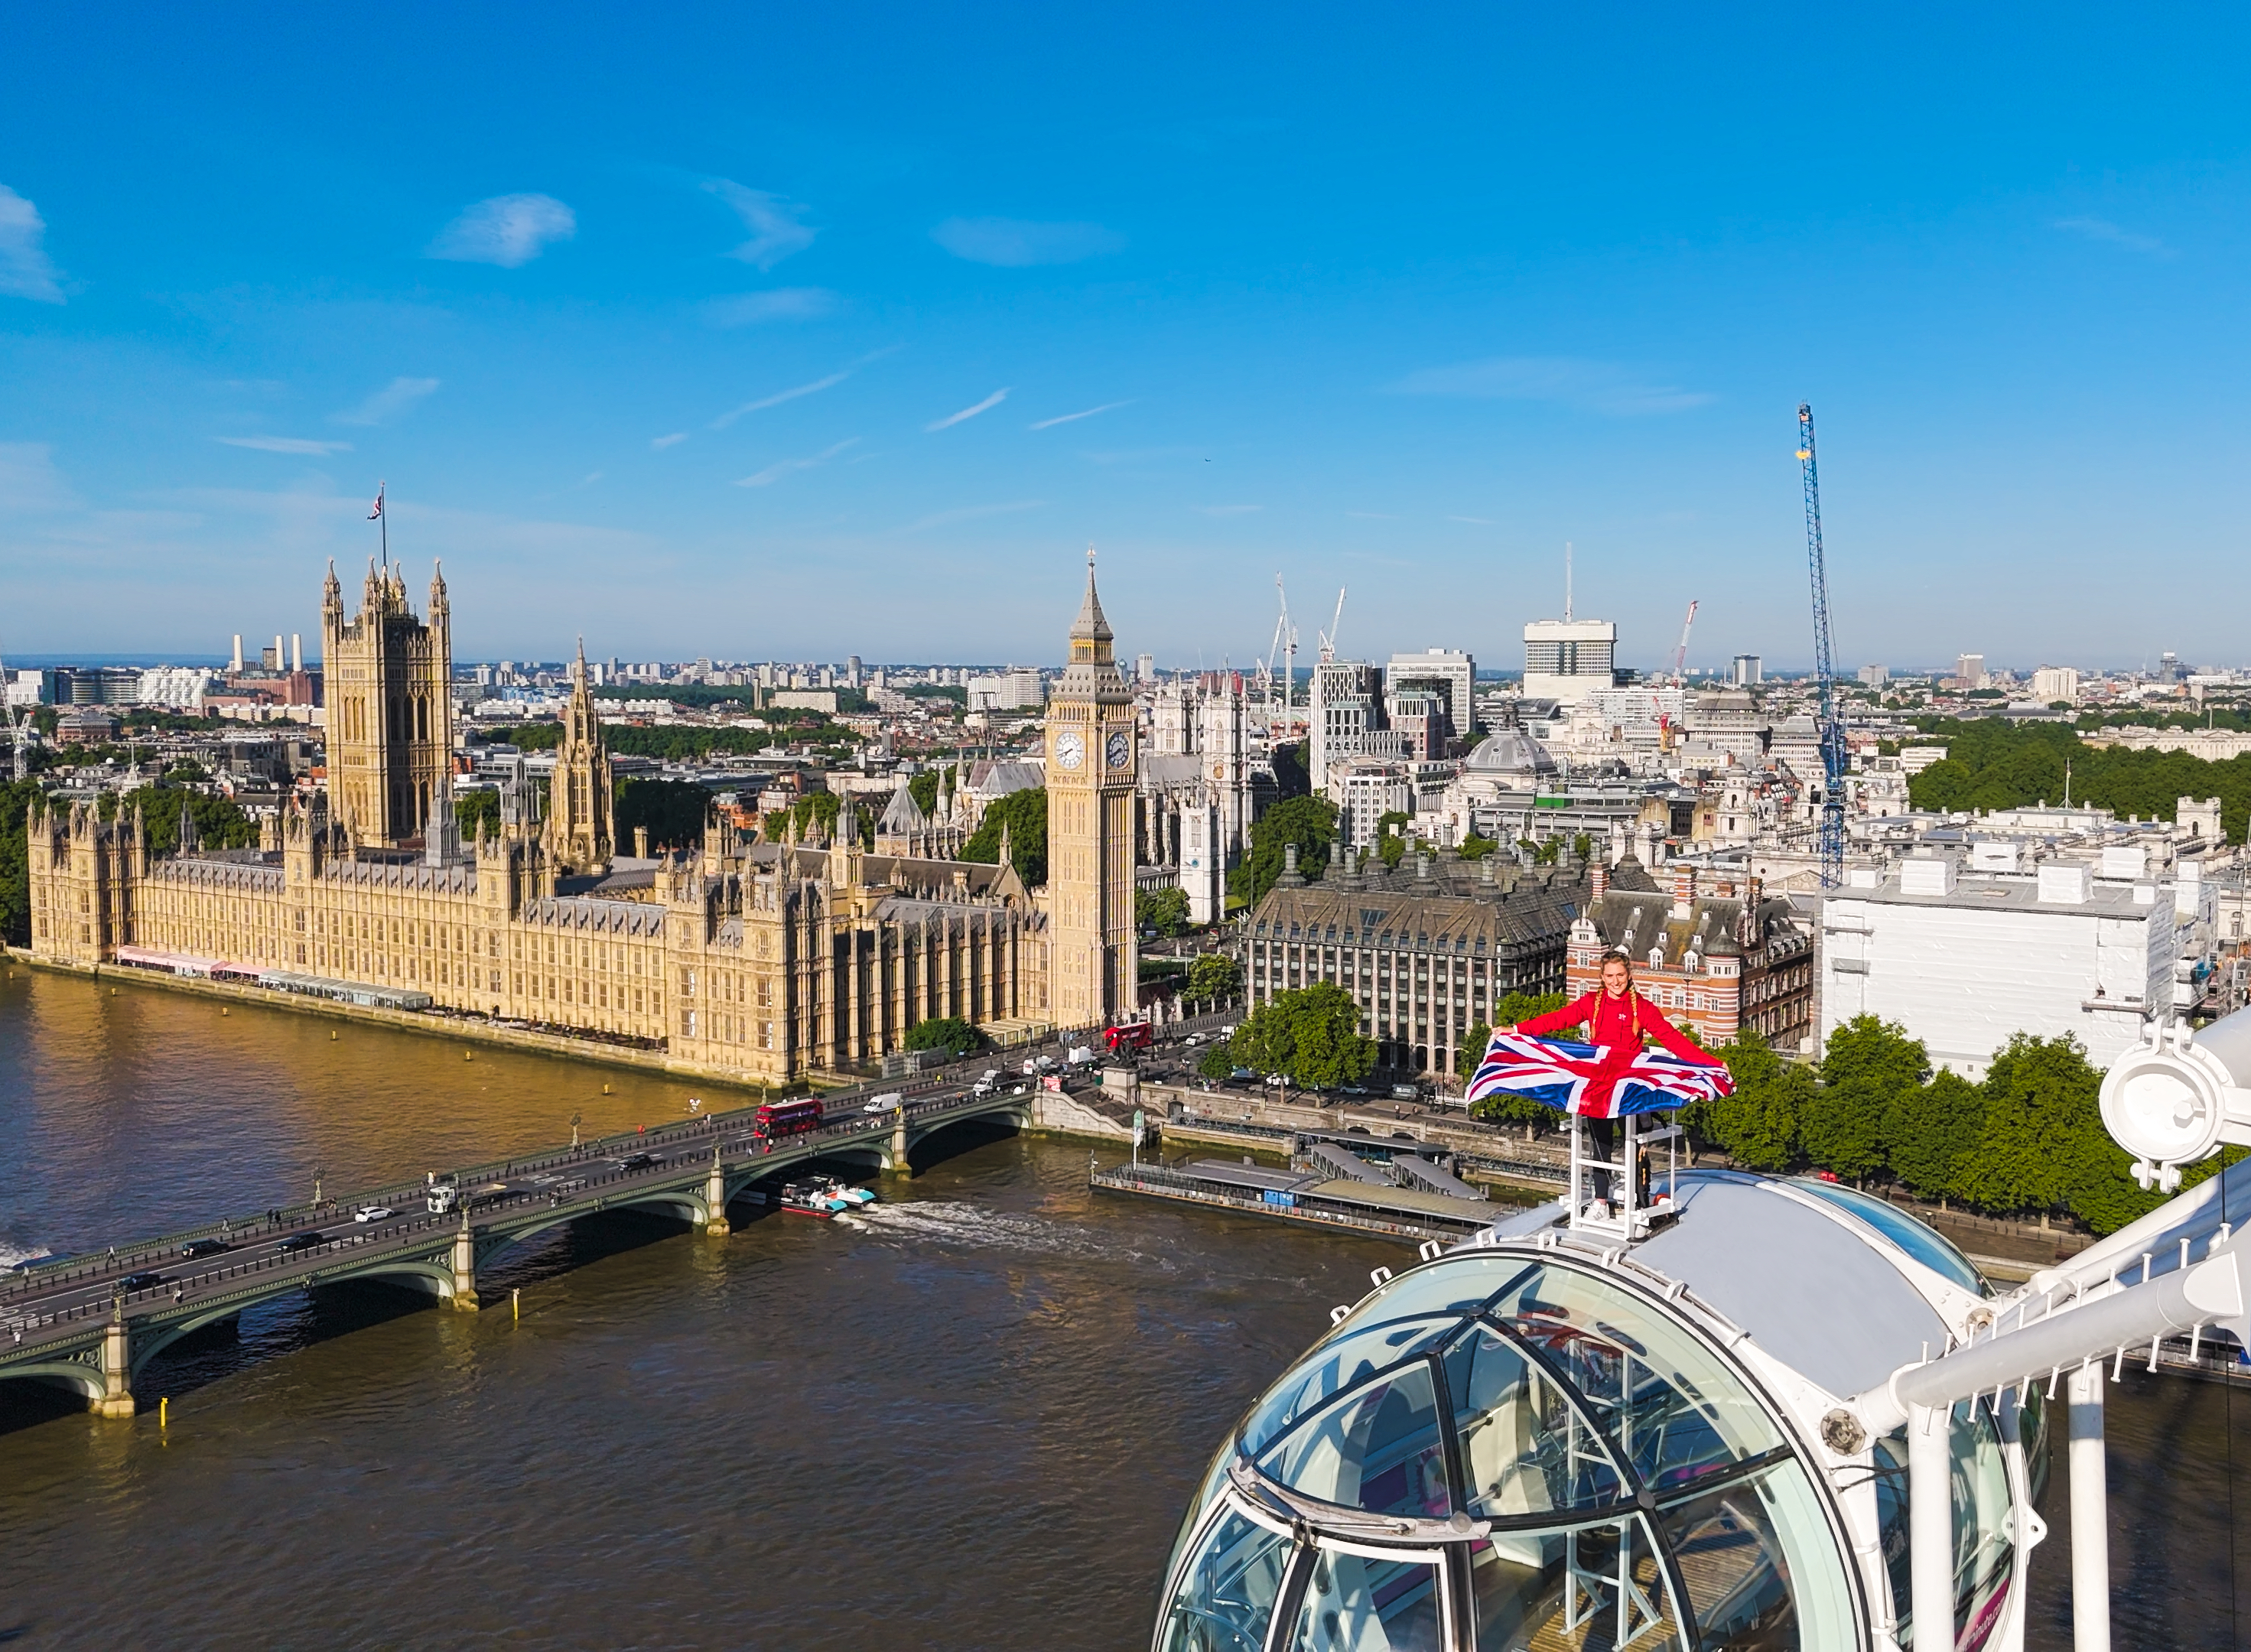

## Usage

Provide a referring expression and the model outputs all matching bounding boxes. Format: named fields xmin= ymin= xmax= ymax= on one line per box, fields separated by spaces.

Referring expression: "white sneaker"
xmin=1582 ymin=1199 xmax=1612 ymax=1221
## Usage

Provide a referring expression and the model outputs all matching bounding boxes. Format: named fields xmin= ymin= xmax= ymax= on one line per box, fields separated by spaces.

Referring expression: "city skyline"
xmin=5 ymin=8 xmax=2251 ymax=665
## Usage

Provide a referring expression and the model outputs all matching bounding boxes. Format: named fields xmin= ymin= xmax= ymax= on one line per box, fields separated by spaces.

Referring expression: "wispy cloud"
xmin=331 ymin=376 xmax=441 ymax=427
xmin=426 ymin=193 xmax=576 ymax=267
xmin=650 ymin=432 xmax=688 ymax=450
xmin=1389 ymin=356 xmax=1711 ymax=415
xmin=1195 ymin=503 xmax=1263 ymax=517
xmin=735 ymin=437 xmax=859 ymax=488
xmin=1029 ymin=399 xmax=1133 ymax=431
xmin=0 ymin=443 xmax=76 ymax=510
xmin=704 ymin=288 xmax=836 ymax=327
xmin=2054 ymin=216 xmax=2171 ymax=256
xmin=705 ymin=180 xmax=816 ymax=269
xmin=216 ymin=435 xmax=355 ymax=456
xmin=0 ymin=184 xmax=65 ymax=303
xmin=926 ymin=389 xmax=1010 ymax=431
xmin=711 ymin=372 xmax=849 ymax=430
xmin=932 ymin=217 xmax=1124 ymax=267
xmin=903 ymin=499 xmax=1046 ymax=532
xmin=1446 ymin=514 xmax=1496 ymax=525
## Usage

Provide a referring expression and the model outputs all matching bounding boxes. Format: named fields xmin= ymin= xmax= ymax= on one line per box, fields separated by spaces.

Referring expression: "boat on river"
xmin=778 ymin=1181 xmax=849 ymax=1218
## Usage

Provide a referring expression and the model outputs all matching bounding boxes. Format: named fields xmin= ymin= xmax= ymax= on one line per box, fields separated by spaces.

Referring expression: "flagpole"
xmin=379 ymin=481 xmax=388 ymax=568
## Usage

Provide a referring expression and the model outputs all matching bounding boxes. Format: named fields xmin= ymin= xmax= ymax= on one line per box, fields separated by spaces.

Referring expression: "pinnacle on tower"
xmin=1071 ymin=544 xmax=1114 ymax=649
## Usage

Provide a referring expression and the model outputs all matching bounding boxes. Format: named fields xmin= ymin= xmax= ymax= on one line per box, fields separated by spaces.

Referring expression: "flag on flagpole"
xmin=367 ymin=486 xmax=384 ymax=521
xmin=1465 ymin=1030 xmax=1733 ymax=1119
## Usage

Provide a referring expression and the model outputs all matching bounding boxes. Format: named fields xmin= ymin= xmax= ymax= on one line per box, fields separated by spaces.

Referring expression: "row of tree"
xmin=1453 ymin=1000 xmax=2230 ymax=1236
xmin=1905 ymin=717 xmax=2250 ymax=844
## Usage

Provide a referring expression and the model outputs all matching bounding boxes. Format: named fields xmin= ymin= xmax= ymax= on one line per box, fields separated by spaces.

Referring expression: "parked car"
xmin=119 ymin=1270 xmax=168 ymax=1290
xmin=1340 ymin=1085 xmax=1370 ymax=1098
xmin=179 ymin=1237 xmax=231 ymax=1260
xmin=277 ymin=1232 xmax=326 ymax=1254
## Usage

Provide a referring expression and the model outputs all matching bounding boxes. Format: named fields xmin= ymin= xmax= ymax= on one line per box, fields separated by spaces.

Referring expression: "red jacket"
xmin=1514 ymin=988 xmax=1710 ymax=1070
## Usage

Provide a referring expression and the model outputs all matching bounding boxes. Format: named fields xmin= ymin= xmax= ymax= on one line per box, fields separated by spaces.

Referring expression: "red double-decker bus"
xmin=1104 ymin=1021 xmax=1155 ymax=1056
xmin=754 ymin=1098 xmax=822 ymax=1138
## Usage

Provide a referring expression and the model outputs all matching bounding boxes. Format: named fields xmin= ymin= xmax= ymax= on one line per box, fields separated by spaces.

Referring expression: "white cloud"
xmin=331 ymin=376 xmax=441 ymax=427
xmin=932 ymin=217 xmax=1124 ymax=267
xmin=2054 ymin=216 xmax=2171 ymax=256
xmin=1446 ymin=515 xmax=1495 ymax=525
xmin=1028 ymin=400 xmax=1133 ymax=431
xmin=0 ymin=442 xmax=76 ymax=510
xmin=903 ymin=499 xmax=1045 ymax=532
xmin=704 ymin=180 xmax=816 ymax=269
xmin=216 ymin=435 xmax=355 ymax=455
xmin=925 ymin=389 xmax=1010 ymax=431
xmin=0 ymin=184 xmax=64 ymax=303
xmin=1388 ymin=356 xmax=1711 ymax=415
xmin=426 ymin=193 xmax=577 ymax=268
xmin=703 ymin=288 xmax=837 ymax=327
xmin=650 ymin=432 xmax=689 ymax=450
xmin=735 ymin=437 xmax=859 ymax=488
xmin=1195 ymin=504 xmax=1263 ymax=517
xmin=711 ymin=372 xmax=849 ymax=429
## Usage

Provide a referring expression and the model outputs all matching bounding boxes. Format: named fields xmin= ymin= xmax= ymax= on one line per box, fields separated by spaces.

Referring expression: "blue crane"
xmin=1797 ymin=402 xmax=1848 ymax=888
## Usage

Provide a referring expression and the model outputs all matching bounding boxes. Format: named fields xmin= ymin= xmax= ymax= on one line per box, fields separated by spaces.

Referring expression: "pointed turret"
xmin=322 ymin=559 xmax=344 ymax=630
xmin=428 ymin=558 xmax=450 ymax=622
xmin=177 ymin=800 xmax=198 ymax=857
xmin=1069 ymin=544 xmax=1114 ymax=653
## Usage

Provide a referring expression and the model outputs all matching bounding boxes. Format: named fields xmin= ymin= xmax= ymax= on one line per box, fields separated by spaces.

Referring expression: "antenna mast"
xmin=1797 ymin=403 xmax=1848 ymax=888
xmin=1564 ymin=541 xmax=1574 ymax=622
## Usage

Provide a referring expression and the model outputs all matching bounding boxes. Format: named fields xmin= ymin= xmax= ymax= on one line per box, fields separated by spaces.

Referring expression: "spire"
xmin=177 ymin=800 xmax=198 ymax=856
xmin=1070 ymin=544 xmax=1114 ymax=648
xmin=428 ymin=558 xmax=449 ymax=620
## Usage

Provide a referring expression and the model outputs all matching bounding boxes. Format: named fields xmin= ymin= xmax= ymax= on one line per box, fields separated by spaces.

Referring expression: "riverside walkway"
xmin=0 ymin=1072 xmax=1033 ymax=1418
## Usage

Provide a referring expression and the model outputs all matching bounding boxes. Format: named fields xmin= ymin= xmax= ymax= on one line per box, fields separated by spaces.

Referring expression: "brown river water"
xmin=0 ymin=968 xmax=2243 ymax=1648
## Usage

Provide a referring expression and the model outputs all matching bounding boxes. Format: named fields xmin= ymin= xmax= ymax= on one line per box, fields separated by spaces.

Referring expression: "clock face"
xmin=1107 ymin=730 xmax=1131 ymax=769
xmin=1055 ymin=730 xmax=1085 ymax=770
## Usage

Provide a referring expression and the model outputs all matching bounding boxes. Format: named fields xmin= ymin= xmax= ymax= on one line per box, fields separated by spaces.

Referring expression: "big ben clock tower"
xmin=1046 ymin=548 xmax=1138 ymax=1026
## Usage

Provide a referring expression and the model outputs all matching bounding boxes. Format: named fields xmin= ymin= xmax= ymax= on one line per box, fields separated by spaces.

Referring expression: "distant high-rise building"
xmin=1729 ymin=654 xmax=1762 ymax=688
xmin=2031 ymin=665 xmax=2080 ymax=704
xmin=1385 ymin=648 xmax=1475 ymax=736
xmin=847 ymin=655 xmax=864 ymax=689
xmin=1857 ymin=664 xmax=1888 ymax=687
xmin=1311 ymin=660 xmax=1387 ymax=792
xmin=1523 ymin=622 xmax=1615 ymax=704
xmin=1955 ymin=653 xmax=1986 ymax=690
xmin=1135 ymin=652 xmax=1155 ymax=683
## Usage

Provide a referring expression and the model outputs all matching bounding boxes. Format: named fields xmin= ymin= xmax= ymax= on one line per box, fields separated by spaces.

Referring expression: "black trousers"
xmin=1585 ymin=1116 xmax=1616 ymax=1202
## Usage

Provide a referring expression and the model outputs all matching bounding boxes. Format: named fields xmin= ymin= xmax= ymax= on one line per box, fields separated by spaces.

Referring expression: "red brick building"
xmin=1565 ymin=857 xmax=1814 ymax=1051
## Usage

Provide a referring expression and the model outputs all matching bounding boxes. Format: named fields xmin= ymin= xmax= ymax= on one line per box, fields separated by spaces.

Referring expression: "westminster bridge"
xmin=0 ymin=1076 xmax=1039 ymax=1418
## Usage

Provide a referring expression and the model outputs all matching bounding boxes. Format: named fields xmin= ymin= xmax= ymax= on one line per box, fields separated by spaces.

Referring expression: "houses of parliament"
xmin=24 ymin=558 xmax=1143 ymax=1082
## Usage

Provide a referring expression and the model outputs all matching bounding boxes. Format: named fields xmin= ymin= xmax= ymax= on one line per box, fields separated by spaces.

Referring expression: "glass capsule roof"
xmin=1160 ymin=1245 xmax=1861 ymax=1652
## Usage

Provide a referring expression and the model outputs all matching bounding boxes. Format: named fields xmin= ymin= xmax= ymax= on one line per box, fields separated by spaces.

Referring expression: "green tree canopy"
xmin=1137 ymin=886 xmax=1190 ymax=937
xmin=1270 ymin=740 xmax=1310 ymax=799
xmin=1883 ymin=1070 xmax=1986 ymax=1200
xmin=1234 ymin=795 xmax=1338 ymax=905
xmin=1187 ymin=954 xmax=1242 ymax=1000
xmin=1226 ymin=983 xmax=1375 ymax=1089
xmin=1803 ymin=1016 xmax=1931 ymax=1183
xmin=104 ymin=785 xmax=257 ymax=856
xmin=904 ymin=1016 xmax=981 ymax=1056
xmin=1905 ymin=717 xmax=2250 ymax=844
xmin=959 ymin=785 xmax=1047 ymax=886
xmin=1689 ymin=1029 xmax=1805 ymax=1171
xmin=616 ymin=778 xmax=714 ymax=850
xmin=0 ymin=779 xmax=44 ymax=946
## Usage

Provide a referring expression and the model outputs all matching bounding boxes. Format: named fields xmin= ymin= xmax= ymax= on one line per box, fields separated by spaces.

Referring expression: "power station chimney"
xmin=290 ymin=633 xmax=303 ymax=672
xmin=230 ymin=634 xmax=244 ymax=673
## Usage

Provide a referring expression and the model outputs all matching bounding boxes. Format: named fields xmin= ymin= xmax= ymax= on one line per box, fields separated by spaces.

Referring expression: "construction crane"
xmin=1665 ymin=599 xmax=1699 ymax=687
xmin=0 ymin=639 xmax=28 ymax=783
xmin=1797 ymin=402 xmax=1848 ymax=888
xmin=1264 ymin=574 xmax=1299 ymax=730
xmin=1317 ymin=587 xmax=1346 ymax=663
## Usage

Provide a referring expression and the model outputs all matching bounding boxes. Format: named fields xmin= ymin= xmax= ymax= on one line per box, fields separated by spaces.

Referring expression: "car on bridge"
xmin=179 ymin=1237 xmax=231 ymax=1260
xmin=276 ymin=1231 xmax=327 ymax=1254
xmin=610 ymin=1153 xmax=661 ymax=1172
xmin=353 ymin=1206 xmax=395 ymax=1223
xmin=119 ymin=1270 xmax=168 ymax=1290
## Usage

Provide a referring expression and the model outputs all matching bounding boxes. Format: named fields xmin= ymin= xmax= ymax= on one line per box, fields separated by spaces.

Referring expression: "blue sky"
xmin=3 ymin=5 xmax=2248 ymax=672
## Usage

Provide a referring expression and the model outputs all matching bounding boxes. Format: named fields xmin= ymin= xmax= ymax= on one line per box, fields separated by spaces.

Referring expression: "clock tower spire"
xmin=1046 ymin=546 xmax=1138 ymax=1026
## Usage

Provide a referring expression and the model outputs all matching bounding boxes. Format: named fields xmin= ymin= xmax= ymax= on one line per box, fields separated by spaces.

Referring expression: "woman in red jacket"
xmin=1513 ymin=952 xmax=1712 ymax=1215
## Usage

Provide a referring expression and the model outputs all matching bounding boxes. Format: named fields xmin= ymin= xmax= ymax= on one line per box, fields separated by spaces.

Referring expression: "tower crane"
xmin=1317 ymin=587 xmax=1346 ymax=663
xmin=1264 ymin=574 xmax=1299 ymax=730
xmin=1665 ymin=600 xmax=1699 ymax=688
xmin=1797 ymin=402 xmax=1848 ymax=888
xmin=0 ymin=639 xmax=29 ymax=783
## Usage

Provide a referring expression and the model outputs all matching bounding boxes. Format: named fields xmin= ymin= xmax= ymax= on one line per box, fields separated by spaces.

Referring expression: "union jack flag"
xmin=1465 ymin=1031 xmax=1734 ymax=1119
xmin=367 ymin=485 xmax=384 ymax=520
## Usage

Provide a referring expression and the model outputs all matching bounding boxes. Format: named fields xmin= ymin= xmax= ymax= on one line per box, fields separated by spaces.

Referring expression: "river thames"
xmin=0 ymin=967 xmax=2243 ymax=1648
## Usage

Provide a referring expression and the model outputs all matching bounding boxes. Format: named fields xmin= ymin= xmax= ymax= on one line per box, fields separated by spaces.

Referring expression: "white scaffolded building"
xmin=1818 ymin=849 xmax=2182 ymax=1075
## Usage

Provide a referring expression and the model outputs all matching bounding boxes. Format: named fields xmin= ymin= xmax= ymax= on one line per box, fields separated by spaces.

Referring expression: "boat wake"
xmin=851 ymin=1200 xmax=1176 ymax=1270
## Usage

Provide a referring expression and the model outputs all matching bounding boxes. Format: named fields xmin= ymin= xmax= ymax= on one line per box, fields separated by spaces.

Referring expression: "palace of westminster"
xmin=24 ymin=558 xmax=1142 ymax=1085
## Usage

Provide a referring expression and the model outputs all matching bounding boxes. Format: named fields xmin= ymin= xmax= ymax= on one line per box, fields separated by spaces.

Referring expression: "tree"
xmin=454 ymin=787 xmax=503 ymax=842
xmin=1188 ymin=954 xmax=1241 ymax=1001
xmin=103 ymin=786 xmax=256 ymax=856
xmin=1571 ymin=833 xmax=1595 ymax=863
xmin=1953 ymin=1032 xmax=2099 ymax=1216
xmin=1228 ymin=983 xmax=1375 ymax=1089
xmin=1198 ymin=1041 xmax=1239 ymax=1081
xmin=904 ymin=1016 xmax=981 ymax=1057
xmin=1234 ymin=795 xmax=1338 ymax=906
xmin=1137 ymin=886 xmax=1190 ymax=937
xmin=959 ymin=785 xmax=1046 ymax=886
xmin=1688 ymin=1030 xmax=1804 ymax=1171
xmin=1455 ymin=1020 xmax=1492 ymax=1081
xmin=1804 ymin=1015 xmax=1930 ymax=1183
xmin=1456 ymin=834 xmax=1500 ymax=861
xmin=616 ymin=778 xmax=714 ymax=850
xmin=0 ymin=779 xmax=42 ymax=947
xmin=1883 ymin=1071 xmax=1986 ymax=1200
xmin=1492 ymin=990 xmax=1566 ymax=1028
